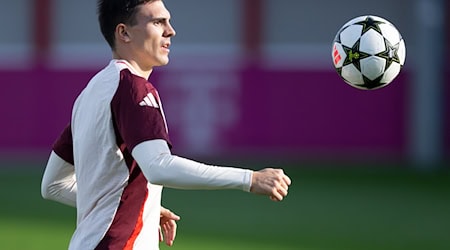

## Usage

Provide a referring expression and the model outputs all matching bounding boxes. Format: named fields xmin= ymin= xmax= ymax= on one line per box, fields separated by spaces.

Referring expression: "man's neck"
xmin=112 ymin=52 xmax=153 ymax=80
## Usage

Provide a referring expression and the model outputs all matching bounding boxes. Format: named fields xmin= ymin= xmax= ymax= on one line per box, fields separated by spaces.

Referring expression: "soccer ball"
xmin=332 ymin=15 xmax=406 ymax=90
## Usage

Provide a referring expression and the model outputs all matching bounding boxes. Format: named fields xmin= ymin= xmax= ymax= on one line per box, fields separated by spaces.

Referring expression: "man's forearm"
xmin=41 ymin=151 xmax=77 ymax=207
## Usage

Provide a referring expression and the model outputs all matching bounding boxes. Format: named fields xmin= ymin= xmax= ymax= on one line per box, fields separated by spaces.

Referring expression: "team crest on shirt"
xmin=139 ymin=93 xmax=159 ymax=108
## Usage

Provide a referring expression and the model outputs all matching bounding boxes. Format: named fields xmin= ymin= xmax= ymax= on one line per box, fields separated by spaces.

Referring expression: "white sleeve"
xmin=132 ymin=139 xmax=253 ymax=192
xmin=41 ymin=151 xmax=77 ymax=207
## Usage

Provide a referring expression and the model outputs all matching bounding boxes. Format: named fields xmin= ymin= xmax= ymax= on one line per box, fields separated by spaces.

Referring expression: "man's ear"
xmin=116 ymin=24 xmax=131 ymax=43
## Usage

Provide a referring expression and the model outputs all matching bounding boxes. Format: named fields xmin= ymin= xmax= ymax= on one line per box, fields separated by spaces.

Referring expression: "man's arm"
xmin=132 ymin=139 xmax=291 ymax=201
xmin=41 ymin=151 xmax=77 ymax=207
xmin=41 ymin=124 xmax=77 ymax=207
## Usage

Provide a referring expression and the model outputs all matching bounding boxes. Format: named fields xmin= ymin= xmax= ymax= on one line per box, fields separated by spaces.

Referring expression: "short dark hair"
xmin=97 ymin=0 xmax=156 ymax=49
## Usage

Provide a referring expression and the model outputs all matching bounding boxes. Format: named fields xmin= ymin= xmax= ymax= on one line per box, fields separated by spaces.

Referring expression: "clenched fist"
xmin=250 ymin=168 xmax=291 ymax=201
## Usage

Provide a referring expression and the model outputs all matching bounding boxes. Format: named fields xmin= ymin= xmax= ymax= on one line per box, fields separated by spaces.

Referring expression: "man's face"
xmin=126 ymin=1 xmax=176 ymax=69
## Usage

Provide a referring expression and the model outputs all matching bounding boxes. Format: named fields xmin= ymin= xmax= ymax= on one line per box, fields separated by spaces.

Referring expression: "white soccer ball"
xmin=332 ymin=15 xmax=406 ymax=90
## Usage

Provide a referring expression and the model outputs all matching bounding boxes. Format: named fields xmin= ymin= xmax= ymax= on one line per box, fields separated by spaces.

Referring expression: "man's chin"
xmin=156 ymin=58 xmax=170 ymax=67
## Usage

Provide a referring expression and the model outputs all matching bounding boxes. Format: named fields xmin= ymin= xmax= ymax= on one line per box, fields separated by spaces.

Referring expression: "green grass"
xmin=1 ymin=162 xmax=450 ymax=250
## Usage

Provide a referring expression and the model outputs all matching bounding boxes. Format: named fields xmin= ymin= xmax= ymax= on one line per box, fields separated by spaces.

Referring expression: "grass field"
xmin=1 ymin=161 xmax=449 ymax=250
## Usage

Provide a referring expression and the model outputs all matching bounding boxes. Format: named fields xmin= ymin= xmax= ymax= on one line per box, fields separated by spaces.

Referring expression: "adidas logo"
xmin=139 ymin=93 xmax=159 ymax=108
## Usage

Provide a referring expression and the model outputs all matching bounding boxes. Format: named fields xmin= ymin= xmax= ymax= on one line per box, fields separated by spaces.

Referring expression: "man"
xmin=41 ymin=0 xmax=291 ymax=249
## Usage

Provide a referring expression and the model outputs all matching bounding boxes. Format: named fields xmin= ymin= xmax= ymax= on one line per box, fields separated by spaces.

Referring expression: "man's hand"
xmin=250 ymin=168 xmax=291 ymax=201
xmin=159 ymin=207 xmax=181 ymax=246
